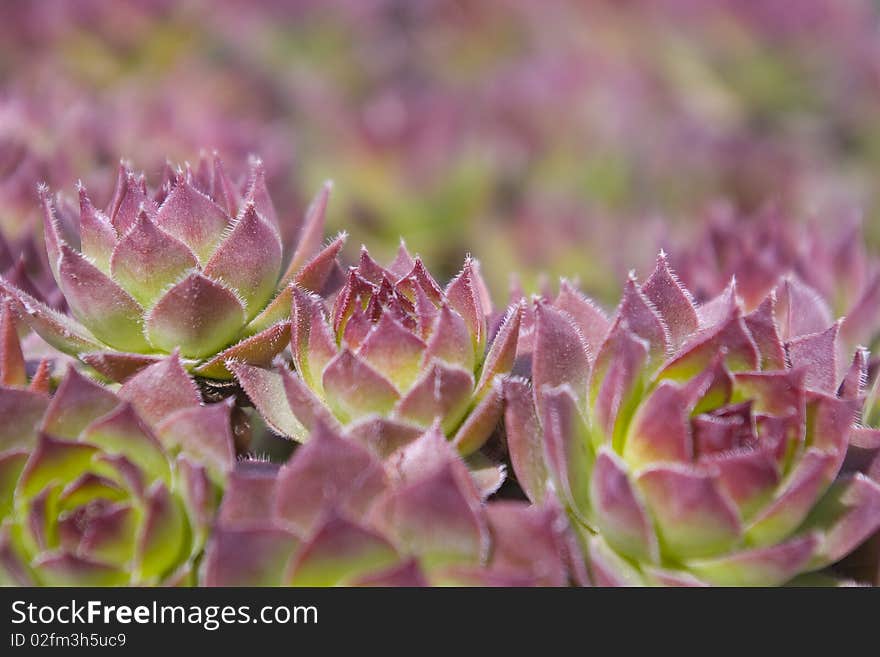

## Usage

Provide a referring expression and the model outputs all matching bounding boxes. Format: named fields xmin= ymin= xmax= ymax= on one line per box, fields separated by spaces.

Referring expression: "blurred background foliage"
xmin=2 ymin=0 xmax=880 ymax=304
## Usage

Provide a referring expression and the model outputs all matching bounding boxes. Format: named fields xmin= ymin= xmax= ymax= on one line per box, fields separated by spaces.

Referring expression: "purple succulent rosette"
xmin=0 ymin=154 xmax=345 ymax=382
xmin=233 ymin=247 xmax=522 ymax=457
xmin=201 ymin=421 xmax=575 ymax=587
xmin=506 ymin=253 xmax=880 ymax=586
xmin=0 ymin=351 xmax=236 ymax=586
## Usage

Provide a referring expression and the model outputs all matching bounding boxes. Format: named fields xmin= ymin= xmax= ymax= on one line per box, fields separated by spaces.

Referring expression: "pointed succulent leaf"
xmin=194 ymin=321 xmax=290 ymax=379
xmin=228 ymin=362 xmax=307 ymax=440
xmin=586 ymin=535 xmax=646 ymax=586
xmin=388 ymin=242 xmax=416 ymax=278
xmin=117 ymin=352 xmax=200 ymax=425
xmin=58 ymin=244 xmax=149 ymax=352
xmin=203 ymin=203 xmax=282 ymax=317
xmin=0 ymin=283 xmax=101 ymax=356
xmin=589 ymin=320 xmax=649 ymax=446
xmin=641 ymin=252 xmax=699 ymax=349
xmin=274 ymin=422 xmax=387 ymax=536
xmin=533 ymin=301 xmax=591 ymax=409
xmin=17 ymin=433 xmax=98 ymax=500
xmin=245 ymin=284 xmax=294 ymax=337
xmin=774 ymin=277 xmax=832 ymax=341
xmin=541 ymin=385 xmax=593 ymax=522
xmin=743 ymin=294 xmax=787 ymax=370
xmin=355 ymin=247 xmax=390 ymax=284
xmin=291 ymin=287 xmax=336 ymax=391
xmin=394 ymin=361 xmax=473 ymax=434
xmin=422 ymin=303 xmax=473 ymax=373
xmin=32 ymin=553 xmax=127 ymax=587
xmin=286 ymin=512 xmax=399 ymax=587
xmin=591 ymin=448 xmax=660 ymax=564
xmin=0 ymin=300 xmax=26 ymax=386
xmin=108 ymin=169 xmax=156 ymax=235
xmin=388 ymin=422 xmax=495 ymax=500
xmin=839 ymin=348 xmax=868 ymax=400
xmin=617 ymin=275 xmax=669 ymax=363
xmin=281 ymin=182 xmax=333 ymax=286
xmin=659 ymin=312 xmax=759 ymax=381
xmin=746 ymin=449 xmax=838 ymax=547
xmin=155 ymin=176 xmax=228 ymax=263
xmin=322 ymin=349 xmax=401 ymax=423
xmin=624 ymin=381 xmax=695 ymax=467
xmin=0 ymin=388 xmax=48 ymax=451
xmin=475 ymin=302 xmax=522 ymax=399
xmin=80 ymin=403 xmax=171 ymax=485
xmin=38 ymin=185 xmax=64 ymax=283
xmin=293 ymin=233 xmax=347 ymax=294
xmin=485 ymin=502 xmax=569 ymax=586
xmin=503 ymin=377 xmax=547 ymax=504
xmin=242 ymin=158 xmax=278 ymax=230
xmin=702 ymin=449 xmax=781 ymax=519
xmin=800 ymin=474 xmax=880 ymax=569
xmin=452 ymin=381 xmax=504 ymax=456
xmin=155 ymin=403 xmax=236 ymax=485
xmin=445 ymin=258 xmax=486 ymax=362
xmin=145 ymin=272 xmax=245 ymax=359
xmin=40 ymin=368 xmax=118 ymax=439
xmin=787 ymin=322 xmax=841 ymax=394
xmin=109 ymin=211 xmax=198 ymax=307
xmin=358 ymin=313 xmax=427 ymax=392
xmin=697 ymin=280 xmax=738 ymax=329
xmin=280 ymin=365 xmax=341 ymax=434
xmin=555 ymin=281 xmax=610 ymax=354
xmin=636 ymin=465 xmax=742 ymax=560
xmin=216 ymin=461 xmax=280 ymax=528
xmin=374 ymin=462 xmax=488 ymax=569
xmin=686 ymin=534 xmax=818 ymax=587
xmin=203 ymin=527 xmax=298 ymax=587
xmin=135 ymin=483 xmax=187 ymax=582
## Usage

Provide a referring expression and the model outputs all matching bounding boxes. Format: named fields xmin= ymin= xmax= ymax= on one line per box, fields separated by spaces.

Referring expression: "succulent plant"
xmin=233 ymin=247 xmax=522 ymax=457
xmin=505 ymin=253 xmax=880 ymax=586
xmin=0 ymin=353 xmax=235 ymax=586
xmin=201 ymin=420 xmax=574 ymax=587
xmin=0 ymin=155 xmax=345 ymax=382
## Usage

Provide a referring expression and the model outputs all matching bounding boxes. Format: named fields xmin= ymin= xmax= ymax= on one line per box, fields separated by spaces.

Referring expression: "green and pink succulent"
xmin=233 ymin=247 xmax=522 ymax=457
xmin=0 ymin=354 xmax=235 ymax=586
xmin=0 ymin=155 xmax=344 ymax=382
xmin=201 ymin=421 xmax=575 ymax=587
xmin=506 ymin=254 xmax=880 ymax=586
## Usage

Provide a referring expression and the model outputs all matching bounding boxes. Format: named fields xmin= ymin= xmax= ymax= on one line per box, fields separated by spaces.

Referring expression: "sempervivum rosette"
xmin=0 ymin=354 xmax=236 ymax=586
xmin=0 ymin=154 xmax=345 ymax=382
xmin=201 ymin=421 xmax=575 ymax=587
xmin=233 ymin=247 xmax=522 ymax=457
xmin=505 ymin=253 xmax=880 ymax=586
